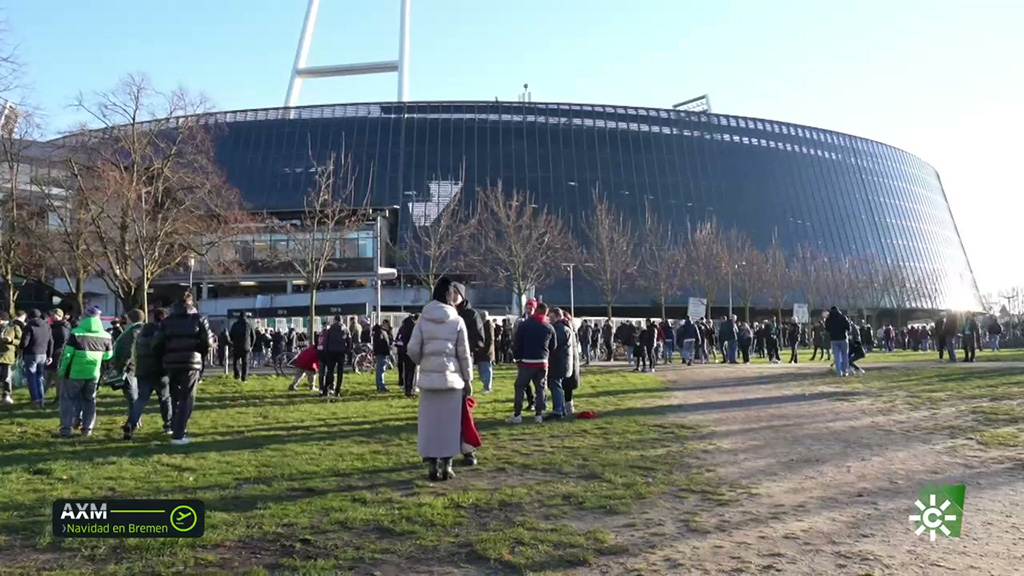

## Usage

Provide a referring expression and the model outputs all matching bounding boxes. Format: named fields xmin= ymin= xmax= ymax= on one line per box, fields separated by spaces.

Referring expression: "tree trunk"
xmin=5 ymin=279 xmax=16 ymax=316
xmin=606 ymin=302 xmax=613 ymax=321
xmin=744 ymin=303 xmax=750 ymax=323
xmin=308 ymin=287 xmax=318 ymax=343
xmin=659 ymin=297 xmax=666 ymax=321
xmin=74 ymin=273 xmax=86 ymax=316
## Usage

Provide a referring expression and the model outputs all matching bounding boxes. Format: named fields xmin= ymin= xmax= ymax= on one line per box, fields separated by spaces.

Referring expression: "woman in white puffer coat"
xmin=407 ymin=277 xmax=473 ymax=481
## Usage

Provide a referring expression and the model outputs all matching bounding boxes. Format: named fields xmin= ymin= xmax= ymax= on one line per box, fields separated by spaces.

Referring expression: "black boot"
xmin=428 ymin=458 xmax=439 ymax=481
xmin=441 ymin=458 xmax=455 ymax=480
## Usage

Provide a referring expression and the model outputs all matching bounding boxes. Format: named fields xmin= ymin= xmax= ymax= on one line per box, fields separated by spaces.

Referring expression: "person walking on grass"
xmin=451 ymin=282 xmax=491 ymax=398
xmin=508 ymin=301 xmax=556 ymax=425
xmin=318 ymin=315 xmax=352 ymax=397
xmin=229 ymin=311 xmax=254 ymax=382
xmin=371 ymin=319 xmax=393 ymax=393
xmin=395 ymin=313 xmax=419 ymax=397
xmin=407 ymin=277 xmax=474 ymax=480
xmin=110 ymin=309 xmax=145 ymax=438
xmin=56 ymin=307 xmax=112 ymax=438
xmin=126 ymin=308 xmax=173 ymax=439
xmin=152 ymin=291 xmax=213 ymax=446
xmin=546 ymin=307 xmax=575 ymax=419
xmin=21 ymin=309 xmax=54 ymax=408
xmin=47 ymin=309 xmax=71 ymax=406
xmin=0 ymin=312 xmax=20 ymax=405
xmin=824 ymin=306 xmax=851 ymax=377
xmin=561 ymin=311 xmax=582 ymax=415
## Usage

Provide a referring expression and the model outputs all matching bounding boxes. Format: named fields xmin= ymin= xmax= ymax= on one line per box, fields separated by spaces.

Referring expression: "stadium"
xmin=150 ymin=99 xmax=982 ymax=320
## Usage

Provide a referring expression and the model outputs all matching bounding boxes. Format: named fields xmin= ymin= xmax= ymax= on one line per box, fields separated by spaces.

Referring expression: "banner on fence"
xmin=687 ymin=297 xmax=707 ymax=320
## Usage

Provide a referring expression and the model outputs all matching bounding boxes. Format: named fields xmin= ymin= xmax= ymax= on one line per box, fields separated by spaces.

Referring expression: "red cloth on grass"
xmin=461 ymin=396 xmax=482 ymax=451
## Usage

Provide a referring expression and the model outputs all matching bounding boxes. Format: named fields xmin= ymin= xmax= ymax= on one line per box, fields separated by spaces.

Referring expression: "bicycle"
xmin=353 ymin=344 xmax=395 ymax=374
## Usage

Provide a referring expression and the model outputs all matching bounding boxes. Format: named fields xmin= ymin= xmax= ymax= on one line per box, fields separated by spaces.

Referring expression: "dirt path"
xmin=580 ymin=362 xmax=1024 ymax=575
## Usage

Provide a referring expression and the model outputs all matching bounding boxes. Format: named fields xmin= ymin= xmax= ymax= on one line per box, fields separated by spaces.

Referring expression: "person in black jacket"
xmin=20 ymin=309 xmax=54 ymax=408
xmin=319 ymin=315 xmax=352 ymax=397
xmin=111 ymin=308 xmax=146 ymax=437
xmin=824 ymin=306 xmax=851 ymax=376
xmin=452 ymin=282 xmax=490 ymax=397
xmin=395 ymin=314 xmax=419 ymax=397
xmin=786 ymin=318 xmax=801 ymax=364
xmin=601 ymin=320 xmax=613 ymax=361
xmin=229 ymin=311 xmax=255 ymax=382
xmin=578 ymin=320 xmax=593 ymax=365
xmin=546 ymin=308 xmax=574 ymax=419
xmin=152 ymin=291 xmax=213 ymax=445
xmin=371 ymin=320 xmax=393 ymax=393
xmin=125 ymin=308 xmax=172 ymax=439
xmin=46 ymin=308 xmax=72 ymax=405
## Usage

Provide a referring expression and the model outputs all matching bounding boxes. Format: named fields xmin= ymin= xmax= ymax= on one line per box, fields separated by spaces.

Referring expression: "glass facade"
xmin=201 ymin=101 xmax=980 ymax=310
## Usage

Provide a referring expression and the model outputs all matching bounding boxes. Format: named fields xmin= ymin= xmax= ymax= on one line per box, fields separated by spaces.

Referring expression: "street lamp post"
xmin=187 ymin=255 xmax=196 ymax=294
xmin=728 ymin=261 xmax=745 ymax=319
xmin=561 ymin=263 xmax=575 ymax=318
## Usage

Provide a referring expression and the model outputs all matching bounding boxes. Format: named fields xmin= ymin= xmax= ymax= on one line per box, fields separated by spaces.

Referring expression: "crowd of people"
xmin=0 ymin=282 xmax=1007 ymax=481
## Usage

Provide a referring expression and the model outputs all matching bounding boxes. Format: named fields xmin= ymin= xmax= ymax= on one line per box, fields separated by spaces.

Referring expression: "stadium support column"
xmin=285 ymin=0 xmax=321 ymax=107
xmin=397 ymin=0 xmax=411 ymax=102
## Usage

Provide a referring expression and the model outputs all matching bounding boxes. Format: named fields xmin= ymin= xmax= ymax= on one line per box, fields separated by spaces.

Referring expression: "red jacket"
xmin=292 ymin=346 xmax=319 ymax=372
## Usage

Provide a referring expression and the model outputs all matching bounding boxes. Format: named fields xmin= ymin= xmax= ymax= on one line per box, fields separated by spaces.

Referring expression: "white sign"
xmin=687 ymin=297 xmax=707 ymax=320
xmin=793 ymin=303 xmax=809 ymax=324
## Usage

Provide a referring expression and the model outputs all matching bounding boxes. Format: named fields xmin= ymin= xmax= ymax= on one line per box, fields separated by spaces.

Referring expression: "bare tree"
xmin=0 ymin=113 xmax=47 ymax=313
xmin=0 ymin=19 xmax=23 ymax=98
xmin=761 ymin=234 xmax=791 ymax=322
xmin=576 ymin=187 xmax=636 ymax=319
xmin=640 ymin=208 xmax=686 ymax=320
xmin=63 ymin=74 xmax=248 ymax=312
xmin=881 ymin=263 xmax=917 ymax=327
xmin=467 ymin=184 xmax=570 ymax=312
xmin=32 ymin=173 xmax=95 ymax=315
xmin=400 ymin=173 xmax=469 ymax=291
xmin=794 ymin=243 xmax=830 ymax=323
xmin=729 ymin=232 xmax=766 ymax=323
xmin=685 ymin=219 xmax=728 ymax=318
xmin=275 ymin=151 xmax=372 ymax=337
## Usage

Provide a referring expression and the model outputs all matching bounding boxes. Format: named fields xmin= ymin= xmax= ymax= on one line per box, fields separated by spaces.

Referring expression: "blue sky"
xmin=6 ymin=0 xmax=1022 ymax=294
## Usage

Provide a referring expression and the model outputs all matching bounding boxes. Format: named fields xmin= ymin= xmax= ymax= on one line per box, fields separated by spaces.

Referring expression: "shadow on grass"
xmin=599 ymin=390 xmax=861 ymax=419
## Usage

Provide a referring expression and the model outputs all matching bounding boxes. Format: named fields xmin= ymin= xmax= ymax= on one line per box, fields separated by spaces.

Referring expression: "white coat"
xmin=407 ymin=300 xmax=473 ymax=391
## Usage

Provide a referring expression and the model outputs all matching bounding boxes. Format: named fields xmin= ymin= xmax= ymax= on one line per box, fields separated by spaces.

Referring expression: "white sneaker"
xmin=482 ymin=388 xmax=493 ymax=394
xmin=533 ymin=415 xmax=544 ymax=424
xmin=505 ymin=415 xmax=522 ymax=424
xmin=170 ymin=437 xmax=191 ymax=446
xmin=2 ymin=394 xmax=12 ymax=405
xmin=567 ymin=401 xmax=575 ymax=415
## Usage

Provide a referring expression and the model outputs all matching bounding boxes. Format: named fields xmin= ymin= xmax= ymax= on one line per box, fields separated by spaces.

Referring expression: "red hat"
xmin=577 ymin=411 xmax=599 ymax=419
xmin=526 ymin=298 xmax=537 ymax=306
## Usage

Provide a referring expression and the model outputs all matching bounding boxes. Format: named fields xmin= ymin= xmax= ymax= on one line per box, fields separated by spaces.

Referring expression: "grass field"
xmin=823 ymin=352 xmax=1024 ymax=450
xmin=0 ymin=365 xmax=720 ymax=575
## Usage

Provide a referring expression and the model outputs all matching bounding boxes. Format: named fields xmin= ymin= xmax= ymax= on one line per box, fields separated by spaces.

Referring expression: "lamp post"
xmin=187 ymin=255 xmax=196 ymax=294
xmin=561 ymin=263 xmax=575 ymax=318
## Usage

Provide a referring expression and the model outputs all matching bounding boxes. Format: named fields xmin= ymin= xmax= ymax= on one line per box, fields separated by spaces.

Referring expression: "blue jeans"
xmin=664 ymin=341 xmax=676 ymax=363
xmin=989 ymin=334 xmax=999 ymax=351
xmin=727 ymin=340 xmax=738 ymax=363
xmin=581 ymin=343 xmax=591 ymax=364
xmin=831 ymin=340 xmax=850 ymax=375
xmin=626 ymin=345 xmax=634 ymax=362
xmin=129 ymin=375 xmax=172 ymax=431
xmin=23 ymin=354 xmax=47 ymax=403
xmin=122 ymin=373 xmax=139 ymax=419
xmin=375 ymin=355 xmax=389 ymax=390
xmin=60 ymin=378 xmax=97 ymax=436
xmin=478 ymin=360 xmax=493 ymax=392
xmin=549 ymin=375 xmax=566 ymax=415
